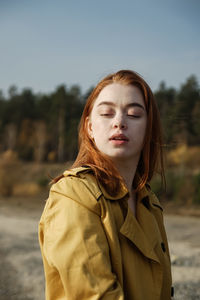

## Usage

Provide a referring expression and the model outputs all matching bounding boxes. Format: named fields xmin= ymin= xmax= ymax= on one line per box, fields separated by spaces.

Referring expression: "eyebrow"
xmin=97 ymin=101 xmax=145 ymax=110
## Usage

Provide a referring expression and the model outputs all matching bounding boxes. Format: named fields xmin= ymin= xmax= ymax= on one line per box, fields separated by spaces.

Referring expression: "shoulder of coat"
xmin=50 ymin=167 xmax=102 ymax=215
xmin=63 ymin=166 xmax=91 ymax=177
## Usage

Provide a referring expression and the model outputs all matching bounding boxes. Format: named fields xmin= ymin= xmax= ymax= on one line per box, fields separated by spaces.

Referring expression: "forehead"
xmin=94 ymin=83 xmax=144 ymax=107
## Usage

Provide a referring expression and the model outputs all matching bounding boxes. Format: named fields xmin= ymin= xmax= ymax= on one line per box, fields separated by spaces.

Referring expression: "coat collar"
xmin=63 ymin=166 xmax=163 ymax=211
xmin=99 ymin=179 xmax=163 ymax=213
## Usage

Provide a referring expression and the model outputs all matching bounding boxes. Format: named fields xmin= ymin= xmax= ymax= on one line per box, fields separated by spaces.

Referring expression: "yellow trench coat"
xmin=39 ymin=167 xmax=173 ymax=300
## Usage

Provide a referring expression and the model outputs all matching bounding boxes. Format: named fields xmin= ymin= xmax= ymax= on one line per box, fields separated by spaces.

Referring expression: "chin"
xmin=108 ymin=153 xmax=130 ymax=161
xmin=108 ymin=151 xmax=140 ymax=162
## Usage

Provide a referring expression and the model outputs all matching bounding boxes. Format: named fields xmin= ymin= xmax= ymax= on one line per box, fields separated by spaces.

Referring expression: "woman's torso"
xmin=39 ymin=167 xmax=172 ymax=300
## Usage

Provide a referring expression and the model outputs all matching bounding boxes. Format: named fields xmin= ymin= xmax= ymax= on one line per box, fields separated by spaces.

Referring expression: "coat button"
xmin=171 ymin=286 xmax=174 ymax=297
xmin=161 ymin=242 xmax=166 ymax=252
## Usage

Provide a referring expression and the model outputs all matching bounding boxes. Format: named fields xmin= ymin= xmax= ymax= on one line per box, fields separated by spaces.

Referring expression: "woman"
xmin=39 ymin=70 xmax=173 ymax=299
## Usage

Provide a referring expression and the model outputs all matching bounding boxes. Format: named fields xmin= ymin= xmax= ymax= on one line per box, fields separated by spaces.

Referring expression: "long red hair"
xmin=56 ymin=70 xmax=164 ymax=195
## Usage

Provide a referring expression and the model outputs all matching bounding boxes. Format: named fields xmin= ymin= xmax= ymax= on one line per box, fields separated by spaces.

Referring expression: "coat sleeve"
xmin=39 ymin=178 xmax=124 ymax=300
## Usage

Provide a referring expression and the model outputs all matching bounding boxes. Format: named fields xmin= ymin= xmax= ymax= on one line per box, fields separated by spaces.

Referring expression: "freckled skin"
xmin=87 ymin=83 xmax=147 ymax=165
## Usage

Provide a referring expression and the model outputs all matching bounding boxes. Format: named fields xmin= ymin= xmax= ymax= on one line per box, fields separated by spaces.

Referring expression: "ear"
xmin=86 ymin=116 xmax=94 ymax=139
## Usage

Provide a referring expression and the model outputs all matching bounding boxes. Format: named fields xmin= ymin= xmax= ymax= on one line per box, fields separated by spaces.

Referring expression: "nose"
xmin=114 ymin=123 xmax=127 ymax=129
xmin=113 ymin=114 xmax=127 ymax=129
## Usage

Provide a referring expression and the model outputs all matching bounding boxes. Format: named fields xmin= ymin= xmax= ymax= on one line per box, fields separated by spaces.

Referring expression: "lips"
xmin=109 ymin=133 xmax=129 ymax=141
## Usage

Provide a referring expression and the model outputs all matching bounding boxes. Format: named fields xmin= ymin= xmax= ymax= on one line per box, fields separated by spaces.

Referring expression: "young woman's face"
xmin=87 ymin=83 xmax=147 ymax=164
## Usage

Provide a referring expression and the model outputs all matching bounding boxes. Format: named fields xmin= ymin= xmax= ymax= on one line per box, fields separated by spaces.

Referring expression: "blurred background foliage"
xmin=0 ymin=75 xmax=200 ymax=206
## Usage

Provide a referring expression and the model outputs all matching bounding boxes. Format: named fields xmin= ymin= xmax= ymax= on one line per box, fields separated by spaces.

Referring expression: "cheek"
xmin=92 ymin=125 xmax=107 ymax=142
xmin=91 ymin=118 xmax=109 ymax=136
xmin=133 ymin=120 xmax=147 ymax=142
xmin=142 ymin=121 xmax=147 ymax=136
xmin=140 ymin=123 xmax=147 ymax=143
xmin=140 ymin=121 xmax=148 ymax=146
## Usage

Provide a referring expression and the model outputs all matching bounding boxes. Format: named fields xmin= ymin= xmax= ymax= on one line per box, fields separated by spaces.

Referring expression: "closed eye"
xmin=100 ymin=113 xmax=113 ymax=116
xmin=127 ymin=114 xmax=141 ymax=118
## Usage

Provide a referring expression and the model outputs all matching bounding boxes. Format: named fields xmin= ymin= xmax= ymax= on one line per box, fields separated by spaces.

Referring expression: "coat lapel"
xmin=120 ymin=201 xmax=161 ymax=263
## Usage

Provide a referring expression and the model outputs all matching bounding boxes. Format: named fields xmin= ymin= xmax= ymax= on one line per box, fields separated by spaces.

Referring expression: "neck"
xmin=112 ymin=156 xmax=139 ymax=193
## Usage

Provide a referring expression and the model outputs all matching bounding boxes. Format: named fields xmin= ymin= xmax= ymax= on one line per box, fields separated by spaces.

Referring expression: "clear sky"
xmin=0 ymin=0 xmax=199 ymax=96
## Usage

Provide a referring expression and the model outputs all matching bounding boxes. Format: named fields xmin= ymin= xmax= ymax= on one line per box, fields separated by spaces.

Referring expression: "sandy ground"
xmin=0 ymin=197 xmax=200 ymax=300
xmin=0 ymin=197 xmax=45 ymax=300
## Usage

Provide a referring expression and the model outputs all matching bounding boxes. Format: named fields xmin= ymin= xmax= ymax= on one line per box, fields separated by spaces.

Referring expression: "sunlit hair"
xmin=55 ymin=70 xmax=165 ymax=195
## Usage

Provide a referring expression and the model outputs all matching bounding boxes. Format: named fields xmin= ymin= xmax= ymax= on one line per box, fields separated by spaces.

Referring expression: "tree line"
xmin=0 ymin=75 xmax=199 ymax=162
